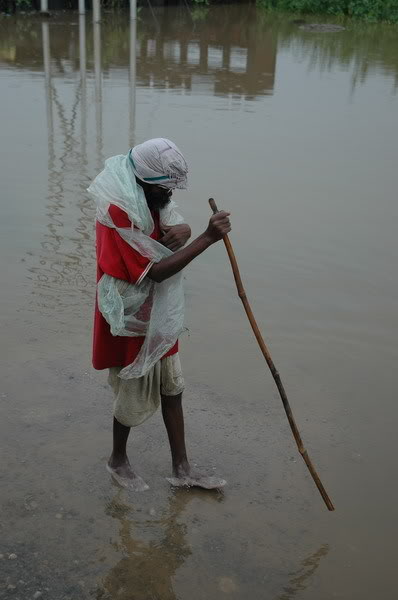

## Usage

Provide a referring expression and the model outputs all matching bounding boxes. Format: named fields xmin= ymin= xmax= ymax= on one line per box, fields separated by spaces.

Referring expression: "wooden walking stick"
xmin=209 ymin=198 xmax=335 ymax=511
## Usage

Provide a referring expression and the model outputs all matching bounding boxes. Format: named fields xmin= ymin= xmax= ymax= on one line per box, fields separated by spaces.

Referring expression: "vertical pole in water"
xmin=79 ymin=14 xmax=87 ymax=94
xmin=79 ymin=0 xmax=85 ymax=15
xmin=94 ymin=20 xmax=102 ymax=169
xmin=130 ymin=0 xmax=136 ymax=20
xmin=42 ymin=21 xmax=54 ymax=158
xmin=40 ymin=0 xmax=48 ymax=14
xmin=129 ymin=3 xmax=137 ymax=148
xmin=42 ymin=19 xmax=55 ymax=218
xmin=93 ymin=0 xmax=100 ymax=23
xmin=79 ymin=13 xmax=87 ymax=160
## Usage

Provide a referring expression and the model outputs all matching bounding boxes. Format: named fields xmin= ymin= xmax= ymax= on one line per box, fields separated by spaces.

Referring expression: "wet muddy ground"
xmin=1 ymin=5 xmax=398 ymax=599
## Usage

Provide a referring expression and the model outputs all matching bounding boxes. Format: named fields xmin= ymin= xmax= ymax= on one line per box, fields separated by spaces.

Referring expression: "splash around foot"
xmin=167 ymin=472 xmax=227 ymax=490
xmin=106 ymin=464 xmax=149 ymax=492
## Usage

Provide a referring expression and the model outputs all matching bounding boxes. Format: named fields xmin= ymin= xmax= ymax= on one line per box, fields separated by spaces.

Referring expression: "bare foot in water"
xmin=167 ymin=462 xmax=226 ymax=490
xmin=107 ymin=455 xmax=149 ymax=492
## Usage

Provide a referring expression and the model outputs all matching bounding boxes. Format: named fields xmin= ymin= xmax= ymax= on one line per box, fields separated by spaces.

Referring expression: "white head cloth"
xmin=87 ymin=144 xmax=187 ymax=379
xmin=130 ymin=138 xmax=188 ymax=190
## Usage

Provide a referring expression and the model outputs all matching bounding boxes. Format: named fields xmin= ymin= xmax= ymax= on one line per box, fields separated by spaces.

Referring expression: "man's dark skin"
xmin=108 ymin=178 xmax=231 ymax=490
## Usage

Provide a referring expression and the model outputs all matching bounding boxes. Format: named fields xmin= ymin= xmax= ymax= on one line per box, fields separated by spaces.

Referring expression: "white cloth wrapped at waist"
xmin=109 ymin=353 xmax=185 ymax=428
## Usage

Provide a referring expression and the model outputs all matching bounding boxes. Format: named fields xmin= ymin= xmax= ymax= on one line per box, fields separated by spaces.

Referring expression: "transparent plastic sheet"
xmin=88 ymin=154 xmax=185 ymax=379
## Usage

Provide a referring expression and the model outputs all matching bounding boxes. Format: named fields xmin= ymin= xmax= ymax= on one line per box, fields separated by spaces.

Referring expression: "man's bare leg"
xmin=161 ymin=394 xmax=226 ymax=489
xmin=107 ymin=417 xmax=149 ymax=491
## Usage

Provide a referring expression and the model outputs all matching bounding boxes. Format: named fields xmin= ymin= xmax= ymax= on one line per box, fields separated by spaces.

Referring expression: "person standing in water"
xmin=89 ymin=138 xmax=231 ymax=491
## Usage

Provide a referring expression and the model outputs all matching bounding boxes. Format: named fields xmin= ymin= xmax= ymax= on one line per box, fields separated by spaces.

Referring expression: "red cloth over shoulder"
xmin=92 ymin=205 xmax=178 ymax=371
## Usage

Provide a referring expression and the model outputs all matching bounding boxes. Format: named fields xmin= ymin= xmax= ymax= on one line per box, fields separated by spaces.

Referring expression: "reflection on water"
xmin=1 ymin=7 xmax=397 ymax=94
xmin=24 ymin=16 xmax=95 ymax=329
xmin=0 ymin=6 xmax=279 ymax=100
xmin=96 ymin=490 xmax=205 ymax=600
xmin=95 ymin=486 xmax=327 ymax=600
xmin=2 ymin=6 xmax=279 ymax=330
xmin=276 ymin=19 xmax=398 ymax=93
xmin=277 ymin=545 xmax=329 ymax=599
xmin=0 ymin=6 xmax=395 ymax=328
xmin=135 ymin=6 xmax=276 ymax=100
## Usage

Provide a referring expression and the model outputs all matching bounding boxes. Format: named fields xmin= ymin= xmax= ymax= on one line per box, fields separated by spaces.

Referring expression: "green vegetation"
xmin=2 ymin=0 xmax=397 ymax=24
xmin=256 ymin=0 xmax=398 ymax=23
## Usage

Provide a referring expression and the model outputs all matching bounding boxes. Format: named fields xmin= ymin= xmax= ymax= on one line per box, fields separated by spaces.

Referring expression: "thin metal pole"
xmin=129 ymin=16 xmax=136 ymax=148
xmin=40 ymin=0 xmax=48 ymax=13
xmin=130 ymin=0 xmax=136 ymax=20
xmin=42 ymin=21 xmax=53 ymax=159
xmin=42 ymin=20 xmax=56 ymax=239
xmin=94 ymin=21 xmax=102 ymax=169
xmin=79 ymin=0 xmax=85 ymax=15
xmin=93 ymin=0 xmax=100 ymax=24
xmin=79 ymin=14 xmax=87 ymax=160
xmin=79 ymin=14 xmax=86 ymax=88
xmin=146 ymin=0 xmax=159 ymax=29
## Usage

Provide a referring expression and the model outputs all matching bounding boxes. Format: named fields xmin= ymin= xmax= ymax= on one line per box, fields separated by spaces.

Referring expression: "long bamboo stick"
xmin=209 ymin=198 xmax=335 ymax=511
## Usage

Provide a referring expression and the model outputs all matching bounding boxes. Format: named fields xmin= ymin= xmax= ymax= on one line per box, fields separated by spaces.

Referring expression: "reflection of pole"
xmin=180 ymin=40 xmax=187 ymax=65
xmin=42 ymin=21 xmax=54 ymax=164
xmin=79 ymin=14 xmax=87 ymax=160
xmin=94 ymin=21 xmax=102 ymax=169
xmin=129 ymin=17 xmax=136 ymax=148
xmin=79 ymin=0 xmax=85 ymax=15
xmin=222 ymin=45 xmax=231 ymax=70
xmin=130 ymin=0 xmax=136 ymax=20
xmin=199 ymin=40 xmax=208 ymax=72
xmin=79 ymin=14 xmax=86 ymax=89
xmin=93 ymin=0 xmax=100 ymax=23
xmin=147 ymin=0 xmax=159 ymax=30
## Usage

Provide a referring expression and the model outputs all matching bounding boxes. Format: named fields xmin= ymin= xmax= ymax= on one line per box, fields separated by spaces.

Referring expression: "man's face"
xmin=137 ymin=178 xmax=173 ymax=210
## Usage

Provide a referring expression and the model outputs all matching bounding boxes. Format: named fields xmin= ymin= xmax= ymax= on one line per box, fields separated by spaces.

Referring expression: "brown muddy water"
xmin=1 ymin=4 xmax=398 ymax=599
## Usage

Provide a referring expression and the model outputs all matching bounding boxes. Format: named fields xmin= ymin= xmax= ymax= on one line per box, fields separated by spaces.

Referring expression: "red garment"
xmin=93 ymin=204 xmax=178 ymax=370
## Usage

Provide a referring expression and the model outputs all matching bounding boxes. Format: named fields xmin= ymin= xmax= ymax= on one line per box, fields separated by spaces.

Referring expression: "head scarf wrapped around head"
xmin=129 ymin=138 xmax=188 ymax=190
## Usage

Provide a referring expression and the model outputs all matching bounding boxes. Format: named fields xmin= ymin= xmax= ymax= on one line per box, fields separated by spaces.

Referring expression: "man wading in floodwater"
xmin=88 ymin=138 xmax=231 ymax=491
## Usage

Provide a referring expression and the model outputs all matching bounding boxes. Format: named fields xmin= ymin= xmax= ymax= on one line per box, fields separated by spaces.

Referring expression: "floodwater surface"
xmin=0 ymin=5 xmax=397 ymax=599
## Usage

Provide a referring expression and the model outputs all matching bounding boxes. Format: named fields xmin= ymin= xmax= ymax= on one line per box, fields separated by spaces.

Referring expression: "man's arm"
xmin=148 ymin=211 xmax=231 ymax=283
